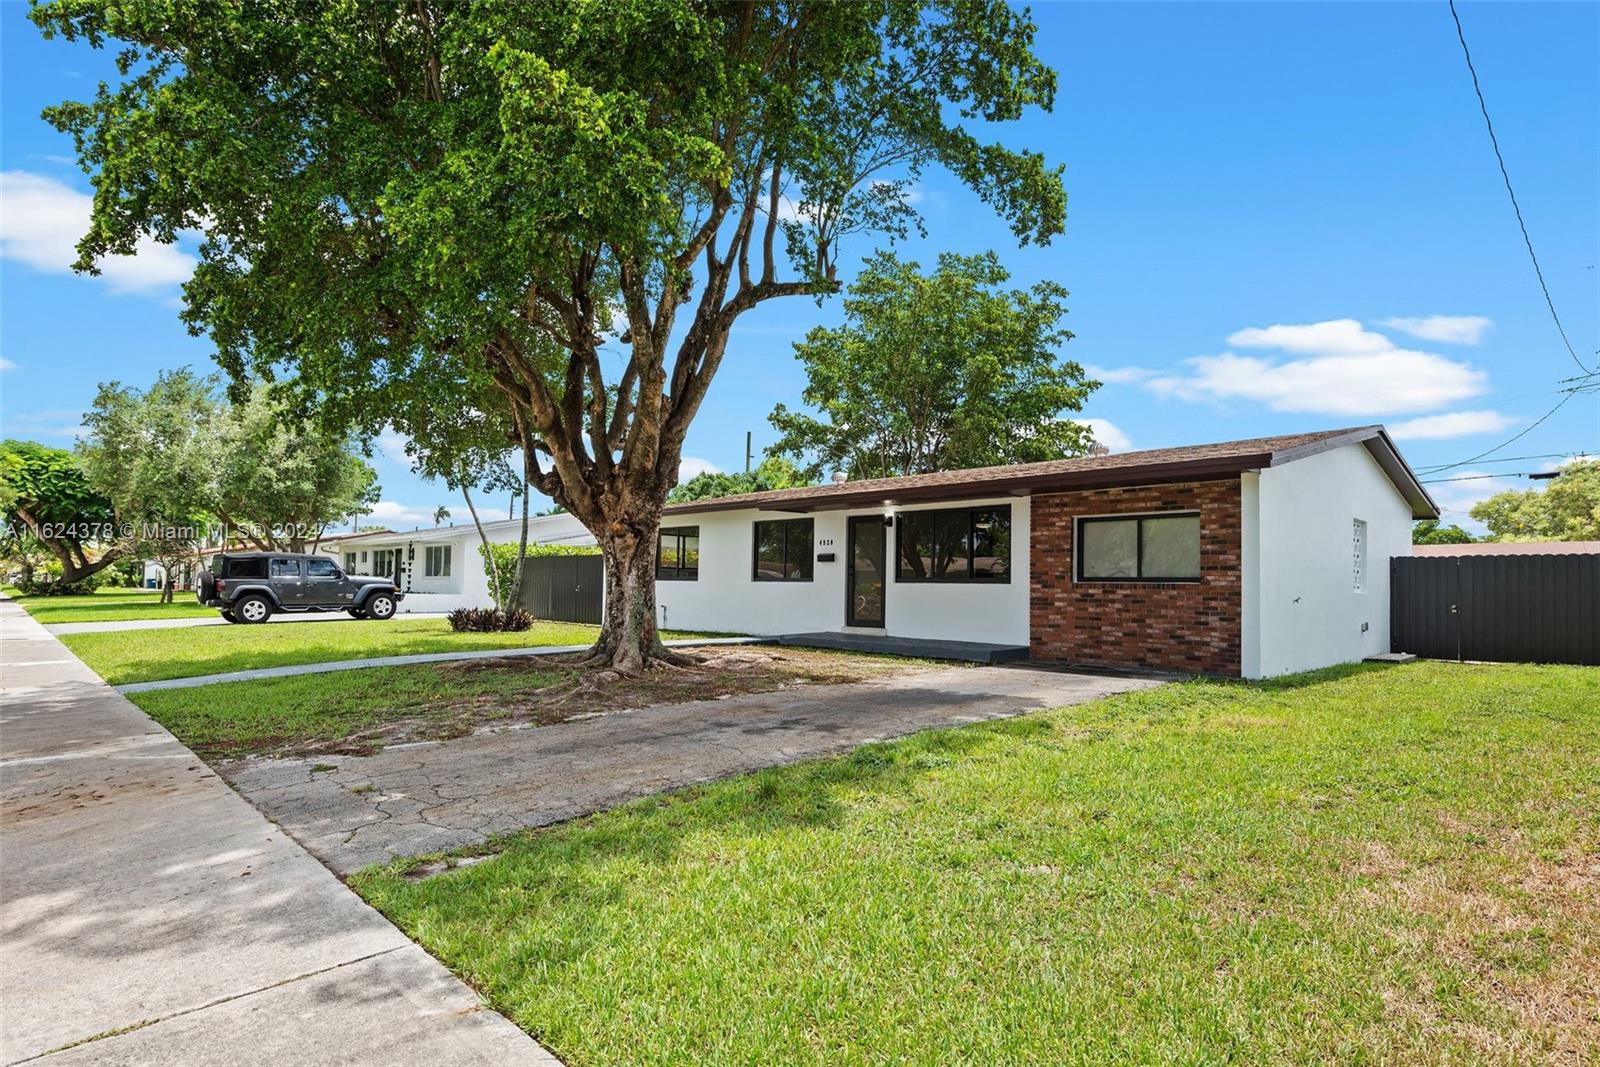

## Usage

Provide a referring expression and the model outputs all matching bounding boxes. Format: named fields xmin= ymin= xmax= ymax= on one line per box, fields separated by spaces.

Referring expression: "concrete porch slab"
xmin=777 ymin=631 xmax=1031 ymax=664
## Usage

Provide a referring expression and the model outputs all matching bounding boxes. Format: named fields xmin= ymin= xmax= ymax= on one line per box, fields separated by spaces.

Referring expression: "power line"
xmin=1449 ymin=0 xmax=1593 ymax=376
xmin=1415 ymin=388 xmax=1583 ymax=475
xmin=1423 ymin=471 xmax=1552 ymax=484
xmin=1421 ymin=451 xmax=1595 ymax=467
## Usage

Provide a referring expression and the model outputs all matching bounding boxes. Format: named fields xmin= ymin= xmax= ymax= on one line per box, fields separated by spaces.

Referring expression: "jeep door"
xmin=302 ymin=556 xmax=354 ymax=607
xmin=269 ymin=557 xmax=305 ymax=606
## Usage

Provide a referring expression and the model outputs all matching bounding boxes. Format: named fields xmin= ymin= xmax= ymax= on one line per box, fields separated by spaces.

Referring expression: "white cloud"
xmin=363 ymin=500 xmax=437 ymax=527
xmin=1 ymin=408 xmax=85 ymax=439
xmin=374 ymin=426 xmax=413 ymax=467
xmin=1077 ymin=418 xmax=1132 ymax=452
xmin=1388 ymin=410 xmax=1515 ymax=440
xmin=1085 ymin=364 xmax=1156 ymax=385
xmin=677 ymin=456 xmax=722 ymax=483
xmin=0 ymin=170 xmax=196 ymax=295
xmin=1376 ymin=315 xmax=1492 ymax=345
xmin=1227 ymin=319 xmax=1394 ymax=357
xmin=0 ymin=357 xmax=16 ymax=372
xmin=1149 ymin=319 xmax=1487 ymax=416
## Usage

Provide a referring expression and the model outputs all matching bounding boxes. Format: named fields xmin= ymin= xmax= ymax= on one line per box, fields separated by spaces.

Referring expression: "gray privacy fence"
xmin=516 ymin=555 xmax=604 ymax=625
xmin=1391 ymin=554 xmax=1599 ymax=666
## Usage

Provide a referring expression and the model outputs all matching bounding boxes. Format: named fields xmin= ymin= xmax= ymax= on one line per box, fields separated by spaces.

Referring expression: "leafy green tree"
xmin=1411 ymin=519 xmax=1476 ymax=545
xmin=1470 ymin=460 xmax=1600 ymax=542
xmin=668 ymin=456 xmax=810 ymax=503
xmin=79 ymin=370 xmax=217 ymax=601
xmin=768 ymin=251 xmax=1096 ymax=480
xmin=35 ymin=1 xmax=1065 ymax=672
xmin=0 ymin=440 xmax=123 ymax=586
xmin=212 ymin=384 xmax=380 ymax=552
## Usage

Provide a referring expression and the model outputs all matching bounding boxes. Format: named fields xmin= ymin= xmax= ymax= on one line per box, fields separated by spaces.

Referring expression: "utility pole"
xmin=745 ymin=431 xmax=752 ymax=473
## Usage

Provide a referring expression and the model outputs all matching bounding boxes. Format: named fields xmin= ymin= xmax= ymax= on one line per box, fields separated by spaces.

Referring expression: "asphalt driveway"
xmin=224 ymin=665 xmax=1165 ymax=875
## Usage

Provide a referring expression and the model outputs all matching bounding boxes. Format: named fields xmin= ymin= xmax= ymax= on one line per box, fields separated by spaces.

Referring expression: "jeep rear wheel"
xmin=364 ymin=593 xmax=396 ymax=620
xmin=234 ymin=595 xmax=272 ymax=624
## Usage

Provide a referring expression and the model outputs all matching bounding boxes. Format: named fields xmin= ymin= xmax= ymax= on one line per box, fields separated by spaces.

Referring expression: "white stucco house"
xmin=316 ymin=512 xmax=596 ymax=613
xmin=652 ymin=426 xmax=1437 ymax=678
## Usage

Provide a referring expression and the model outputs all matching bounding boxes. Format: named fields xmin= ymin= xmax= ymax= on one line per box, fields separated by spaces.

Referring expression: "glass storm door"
xmin=847 ymin=516 xmax=886 ymax=628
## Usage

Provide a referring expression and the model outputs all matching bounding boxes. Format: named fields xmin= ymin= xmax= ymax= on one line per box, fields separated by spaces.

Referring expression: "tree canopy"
xmin=77 ymin=371 xmax=379 ymax=554
xmin=768 ymin=251 xmax=1096 ymax=480
xmin=667 ymin=456 xmax=810 ymax=503
xmin=1411 ymin=519 xmax=1476 ymax=545
xmin=0 ymin=439 xmax=122 ymax=585
xmin=1470 ymin=461 xmax=1600 ymax=542
xmin=34 ymin=0 xmax=1067 ymax=670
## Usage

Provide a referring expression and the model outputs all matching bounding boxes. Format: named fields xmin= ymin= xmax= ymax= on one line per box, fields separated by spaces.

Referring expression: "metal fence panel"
xmin=1392 ymin=554 xmax=1599 ymax=666
xmin=517 ymin=555 xmax=604 ymax=625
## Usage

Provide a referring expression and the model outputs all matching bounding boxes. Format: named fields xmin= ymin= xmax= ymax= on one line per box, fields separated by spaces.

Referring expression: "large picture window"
xmin=424 ymin=545 xmax=452 ymax=577
xmin=753 ymin=518 xmax=814 ymax=581
xmin=657 ymin=526 xmax=700 ymax=581
xmin=1077 ymin=513 xmax=1201 ymax=581
xmin=896 ymin=506 xmax=1011 ymax=582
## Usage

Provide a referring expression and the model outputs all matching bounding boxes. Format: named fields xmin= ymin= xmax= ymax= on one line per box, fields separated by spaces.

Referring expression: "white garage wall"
xmin=1250 ymin=444 xmax=1413 ymax=676
xmin=656 ymin=495 xmax=1031 ymax=646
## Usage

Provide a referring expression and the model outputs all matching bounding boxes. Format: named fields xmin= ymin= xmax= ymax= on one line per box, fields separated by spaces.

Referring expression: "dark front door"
xmin=847 ymin=516 xmax=886 ymax=628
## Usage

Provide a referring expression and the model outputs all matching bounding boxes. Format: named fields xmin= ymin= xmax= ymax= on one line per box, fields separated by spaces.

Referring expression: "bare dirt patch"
xmin=291 ymin=646 xmax=928 ymax=757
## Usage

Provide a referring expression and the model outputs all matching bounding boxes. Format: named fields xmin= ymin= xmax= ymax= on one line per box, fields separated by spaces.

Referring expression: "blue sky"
xmin=3 ymin=2 xmax=1596 ymax=532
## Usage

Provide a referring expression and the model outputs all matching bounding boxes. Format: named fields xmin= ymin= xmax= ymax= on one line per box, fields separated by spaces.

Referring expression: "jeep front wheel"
xmin=234 ymin=595 xmax=273 ymax=624
xmin=364 ymin=593 xmax=396 ymax=620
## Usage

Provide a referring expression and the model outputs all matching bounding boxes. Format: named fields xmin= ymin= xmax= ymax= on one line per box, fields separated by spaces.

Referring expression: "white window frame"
xmin=425 ymin=544 xmax=452 ymax=578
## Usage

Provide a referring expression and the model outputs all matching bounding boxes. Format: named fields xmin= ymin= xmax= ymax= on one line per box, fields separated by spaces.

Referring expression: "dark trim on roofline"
xmin=662 ymin=425 xmax=1440 ymax=520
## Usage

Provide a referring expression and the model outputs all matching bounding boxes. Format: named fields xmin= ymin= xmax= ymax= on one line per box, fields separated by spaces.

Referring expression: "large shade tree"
xmin=35 ymin=0 xmax=1066 ymax=672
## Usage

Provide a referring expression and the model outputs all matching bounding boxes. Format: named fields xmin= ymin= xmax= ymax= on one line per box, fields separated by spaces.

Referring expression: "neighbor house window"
xmin=344 ymin=552 xmax=357 ymax=571
xmin=1077 ymin=513 xmax=1201 ymax=581
xmin=657 ymin=526 xmax=700 ymax=581
xmin=896 ymin=506 xmax=1012 ymax=582
xmin=424 ymin=545 xmax=452 ymax=578
xmin=1351 ymin=518 xmax=1367 ymax=592
xmin=753 ymin=518 xmax=814 ymax=581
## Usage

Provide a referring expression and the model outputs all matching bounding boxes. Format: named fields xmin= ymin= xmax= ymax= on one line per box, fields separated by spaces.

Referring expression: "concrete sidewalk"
xmin=0 ymin=598 xmax=558 ymax=1065
xmin=47 ymin=612 xmax=450 ymax=635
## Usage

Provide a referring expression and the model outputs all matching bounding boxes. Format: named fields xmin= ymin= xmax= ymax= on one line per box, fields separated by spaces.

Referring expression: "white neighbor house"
xmin=318 ymin=512 xmax=595 ymax=613
xmin=653 ymin=426 xmax=1437 ymax=679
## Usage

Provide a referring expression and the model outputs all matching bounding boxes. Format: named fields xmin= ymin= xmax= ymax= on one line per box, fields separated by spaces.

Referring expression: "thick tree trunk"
xmin=591 ymin=528 xmax=666 ymax=674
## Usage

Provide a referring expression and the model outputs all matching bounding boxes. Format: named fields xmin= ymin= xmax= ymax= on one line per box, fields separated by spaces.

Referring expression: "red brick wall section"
xmin=1030 ymin=479 xmax=1242 ymax=675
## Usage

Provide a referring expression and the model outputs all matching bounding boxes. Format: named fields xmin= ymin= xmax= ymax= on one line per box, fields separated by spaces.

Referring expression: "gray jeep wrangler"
xmin=196 ymin=551 xmax=402 ymax=624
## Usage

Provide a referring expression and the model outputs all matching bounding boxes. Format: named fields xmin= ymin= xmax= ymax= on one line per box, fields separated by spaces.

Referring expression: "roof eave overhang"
xmin=662 ymin=456 xmax=1270 ymax=516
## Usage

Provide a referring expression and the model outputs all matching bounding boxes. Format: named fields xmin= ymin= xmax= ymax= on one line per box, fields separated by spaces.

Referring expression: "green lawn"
xmin=129 ymin=661 xmax=574 ymax=756
xmin=5 ymin=585 xmax=216 ymax=624
xmin=354 ymin=662 xmax=1599 ymax=1065
xmin=62 ymin=616 xmax=652 ymax=685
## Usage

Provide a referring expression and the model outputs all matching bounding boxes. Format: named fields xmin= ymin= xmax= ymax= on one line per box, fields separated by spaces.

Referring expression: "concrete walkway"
xmin=0 ymin=598 xmax=558 ymax=1065
xmin=48 ymin=612 xmax=450 ymax=635
xmin=116 ymin=637 xmax=769 ymax=693
xmin=226 ymin=665 xmax=1165 ymax=875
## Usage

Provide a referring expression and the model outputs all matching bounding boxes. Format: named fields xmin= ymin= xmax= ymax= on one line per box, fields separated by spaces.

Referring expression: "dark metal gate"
xmin=517 ymin=555 xmax=604 ymax=624
xmin=1391 ymin=554 xmax=1599 ymax=665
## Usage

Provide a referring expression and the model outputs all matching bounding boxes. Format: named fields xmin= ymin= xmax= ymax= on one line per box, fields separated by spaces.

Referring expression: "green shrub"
xmin=446 ymin=606 xmax=534 ymax=632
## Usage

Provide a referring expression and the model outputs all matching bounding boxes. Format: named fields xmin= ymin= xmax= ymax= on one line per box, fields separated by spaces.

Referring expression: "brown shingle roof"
xmin=665 ymin=424 xmax=1439 ymax=519
xmin=1413 ymin=540 xmax=1600 ymax=556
